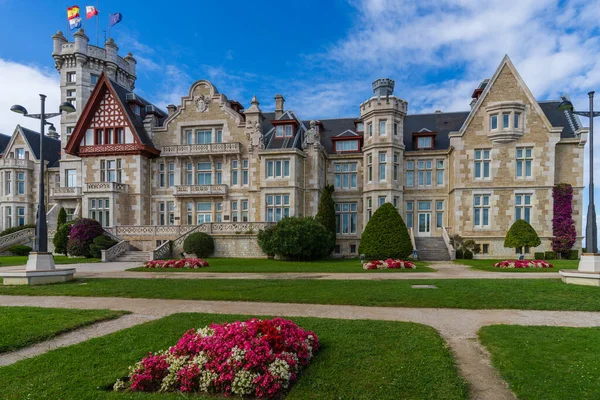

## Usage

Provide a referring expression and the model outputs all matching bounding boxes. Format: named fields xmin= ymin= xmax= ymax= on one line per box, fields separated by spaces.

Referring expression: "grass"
xmin=0 ymin=306 xmax=127 ymax=353
xmin=2 ymin=277 xmax=600 ymax=311
xmin=0 ymin=255 xmax=101 ymax=267
xmin=455 ymin=258 xmax=578 ymax=272
xmin=128 ymin=257 xmax=433 ymax=273
xmin=479 ymin=325 xmax=600 ymax=400
xmin=0 ymin=313 xmax=468 ymax=399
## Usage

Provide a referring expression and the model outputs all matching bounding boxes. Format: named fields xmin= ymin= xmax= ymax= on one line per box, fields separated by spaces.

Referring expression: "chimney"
xmin=167 ymin=104 xmax=177 ymax=116
xmin=470 ymin=79 xmax=489 ymax=109
xmin=275 ymin=94 xmax=285 ymax=119
xmin=229 ymin=100 xmax=244 ymax=114
xmin=47 ymin=124 xmax=59 ymax=140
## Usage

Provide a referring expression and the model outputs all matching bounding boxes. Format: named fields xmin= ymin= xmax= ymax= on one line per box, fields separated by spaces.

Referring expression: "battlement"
xmin=372 ymin=78 xmax=395 ymax=98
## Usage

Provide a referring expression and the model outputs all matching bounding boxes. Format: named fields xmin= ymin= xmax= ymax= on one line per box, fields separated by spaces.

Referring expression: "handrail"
xmin=152 ymin=224 xmax=205 ymax=260
xmin=409 ymin=227 xmax=417 ymax=259
xmin=442 ymin=227 xmax=456 ymax=260
xmin=0 ymin=228 xmax=34 ymax=251
xmin=152 ymin=240 xmax=172 ymax=260
xmin=101 ymin=239 xmax=130 ymax=262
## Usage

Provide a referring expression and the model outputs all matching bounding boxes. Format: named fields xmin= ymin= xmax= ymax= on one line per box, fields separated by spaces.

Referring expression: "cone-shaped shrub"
xmin=315 ymin=185 xmax=336 ymax=253
xmin=504 ymin=219 xmax=541 ymax=249
xmin=57 ymin=207 xmax=67 ymax=227
xmin=358 ymin=202 xmax=413 ymax=260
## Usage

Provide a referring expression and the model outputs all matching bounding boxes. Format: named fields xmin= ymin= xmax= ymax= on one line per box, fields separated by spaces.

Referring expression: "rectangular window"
xmin=368 ymin=123 xmax=373 ymax=137
xmin=168 ymin=201 xmax=175 ymax=225
xmin=67 ymin=71 xmax=76 ymax=83
xmin=379 ymin=120 xmax=386 ymax=136
xmin=406 ymin=202 xmax=413 ymax=229
xmin=334 ymin=163 xmax=357 ymax=189
xmin=196 ymin=162 xmax=212 ymax=185
xmin=436 ymin=200 xmax=443 ymax=229
xmin=15 ymin=148 xmax=25 ymax=159
xmin=393 ymin=153 xmax=399 ymax=181
xmin=356 ymin=122 xmax=364 ymax=132
xmin=285 ymin=125 xmax=293 ymax=137
xmin=231 ymin=160 xmax=238 ymax=185
xmin=241 ymin=200 xmax=249 ymax=222
xmin=474 ymin=194 xmax=491 ymax=227
xmin=474 ymin=149 xmax=491 ymax=179
xmin=66 ymin=169 xmax=77 ymax=187
xmin=159 ymin=163 xmax=165 ymax=187
xmin=367 ymin=197 xmax=372 ymax=220
xmin=66 ymin=89 xmax=76 ymax=103
xmin=216 ymin=202 xmax=222 ymax=222
xmin=514 ymin=113 xmax=520 ymax=129
xmin=502 ymin=113 xmax=510 ymax=129
xmin=116 ymin=128 xmax=125 ymax=144
xmin=66 ymin=126 xmax=74 ymax=142
xmin=4 ymin=207 xmax=11 ymax=229
xmin=482 ymin=244 xmax=489 ymax=254
xmin=516 ymin=147 xmax=533 ymax=178
xmin=17 ymin=172 xmax=24 ymax=195
xmin=90 ymin=73 xmax=99 ymax=85
xmin=276 ymin=126 xmax=284 ymax=138
xmin=335 ymin=202 xmax=357 ymax=234
xmin=417 ymin=160 xmax=432 ymax=186
xmin=379 ymin=152 xmax=386 ymax=181
xmin=367 ymin=154 xmax=373 ymax=182
xmin=168 ymin=163 xmax=175 ymax=187
xmin=196 ymin=130 xmax=212 ymax=144
xmin=186 ymin=163 xmax=193 ymax=185
xmin=101 ymin=159 xmax=121 ymax=183
xmin=393 ymin=196 xmax=399 ymax=208
xmin=490 ymin=115 xmax=498 ymax=130
xmin=242 ymin=159 xmax=249 ymax=185
xmin=186 ymin=130 xmax=194 ymax=145
xmin=216 ymin=162 xmax=222 ymax=184
xmin=394 ymin=122 xmax=398 ymax=136
xmin=378 ymin=196 xmax=386 ymax=207
xmin=89 ymin=198 xmax=109 ymax=227
xmin=5 ymin=172 xmax=11 ymax=195
xmin=266 ymin=194 xmax=290 ymax=222
xmin=436 ymin=159 xmax=444 ymax=185
xmin=515 ymin=194 xmax=532 ymax=223
xmin=216 ymin=130 xmax=223 ymax=143
xmin=406 ymin=161 xmax=414 ymax=187
xmin=335 ymin=140 xmax=359 ymax=152
xmin=196 ymin=202 xmax=212 ymax=224
xmin=95 ymin=129 xmax=104 ymax=145
xmin=266 ymin=159 xmax=290 ymax=178
xmin=187 ymin=202 xmax=193 ymax=225
xmin=417 ymin=136 xmax=433 ymax=149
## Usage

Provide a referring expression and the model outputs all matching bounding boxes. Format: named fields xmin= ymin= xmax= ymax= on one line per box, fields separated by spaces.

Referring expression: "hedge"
xmin=0 ymin=224 xmax=35 ymax=238
xmin=358 ymin=203 xmax=413 ymax=260
xmin=8 ymin=245 xmax=32 ymax=256
xmin=262 ymin=217 xmax=333 ymax=261
xmin=89 ymin=235 xmax=118 ymax=259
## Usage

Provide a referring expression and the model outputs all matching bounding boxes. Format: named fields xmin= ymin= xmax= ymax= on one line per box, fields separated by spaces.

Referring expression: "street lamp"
xmin=558 ymin=93 xmax=600 ymax=254
xmin=9 ymin=94 xmax=75 ymax=272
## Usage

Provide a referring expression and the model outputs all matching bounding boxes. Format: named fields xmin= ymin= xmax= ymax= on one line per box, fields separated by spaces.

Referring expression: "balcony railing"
xmin=85 ymin=182 xmax=128 ymax=193
xmin=174 ymin=185 xmax=227 ymax=196
xmin=0 ymin=158 xmax=34 ymax=170
xmin=160 ymin=142 xmax=241 ymax=156
xmin=50 ymin=187 xmax=82 ymax=198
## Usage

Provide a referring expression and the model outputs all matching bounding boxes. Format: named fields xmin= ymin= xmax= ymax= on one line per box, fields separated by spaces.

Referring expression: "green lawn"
xmin=129 ymin=257 xmax=433 ymax=273
xmin=0 ymin=306 xmax=127 ymax=353
xmin=0 ymin=313 xmax=468 ymax=399
xmin=480 ymin=325 xmax=600 ymax=400
xmin=2 ymin=277 xmax=600 ymax=311
xmin=0 ymin=255 xmax=101 ymax=267
xmin=455 ymin=259 xmax=578 ymax=272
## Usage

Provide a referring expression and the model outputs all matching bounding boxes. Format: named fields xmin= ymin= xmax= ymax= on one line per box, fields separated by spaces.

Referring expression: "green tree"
xmin=504 ymin=219 xmax=541 ymax=251
xmin=183 ymin=232 xmax=215 ymax=258
xmin=358 ymin=203 xmax=413 ymax=260
xmin=57 ymin=207 xmax=67 ymax=228
xmin=315 ymin=185 xmax=336 ymax=253
xmin=267 ymin=217 xmax=333 ymax=261
xmin=53 ymin=222 xmax=73 ymax=256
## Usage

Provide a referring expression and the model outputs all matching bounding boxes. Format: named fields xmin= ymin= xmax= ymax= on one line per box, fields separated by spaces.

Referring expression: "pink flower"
xmin=143 ymin=258 xmax=210 ymax=269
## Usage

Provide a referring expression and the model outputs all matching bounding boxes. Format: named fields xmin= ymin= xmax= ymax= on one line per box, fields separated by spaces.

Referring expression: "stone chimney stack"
xmin=167 ymin=104 xmax=177 ymax=116
xmin=275 ymin=94 xmax=285 ymax=119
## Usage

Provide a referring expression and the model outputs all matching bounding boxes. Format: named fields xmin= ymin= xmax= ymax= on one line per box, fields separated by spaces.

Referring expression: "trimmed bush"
xmin=455 ymin=249 xmax=464 ymax=259
xmin=53 ymin=222 xmax=74 ymax=256
xmin=545 ymin=251 xmax=557 ymax=260
xmin=315 ymin=185 xmax=336 ymax=253
xmin=257 ymin=224 xmax=277 ymax=257
xmin=504 ymin=219 xmax=541 ymax=251
xmin=0 ymin=224 xmax=35 ymax=238
xmin=67 ymin=218 xmax=104 ymax=258
xmin=568 ymin=250 xmax=579 ymax=260
xmin=534 ymin=252 xmax=545 ymax=260
xmin=8 ymin=245 xmax=32 ymax=256
xmin=183 ymin=232 xmax=215 ymax=258
xmin=57 ymin=207 xmax=67 ymax=228
xmin=358 ymin=203 xmax=413 ymax=260
xmin=267 ymin=217 xmax=334 ymax=261
xmin=89 ymin=235 xmax=118 ymax=259
xmin=463 ymin=250 xmax=474 ymax=259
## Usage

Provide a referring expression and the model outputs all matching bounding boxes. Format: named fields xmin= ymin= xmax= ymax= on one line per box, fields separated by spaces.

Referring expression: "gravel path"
xmin=2 ymin=295 xmax=600 ymax=399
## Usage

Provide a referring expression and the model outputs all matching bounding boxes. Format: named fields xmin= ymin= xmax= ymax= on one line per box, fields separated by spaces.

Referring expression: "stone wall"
xmin=213 ymin=234 xmax=266 ymax=258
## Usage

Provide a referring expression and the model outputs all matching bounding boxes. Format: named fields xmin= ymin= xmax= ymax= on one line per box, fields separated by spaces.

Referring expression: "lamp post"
xmin=558 ymin=93 xmax=600 ymax=255
xmin=10 ymin=95 xmax=75 ymax=267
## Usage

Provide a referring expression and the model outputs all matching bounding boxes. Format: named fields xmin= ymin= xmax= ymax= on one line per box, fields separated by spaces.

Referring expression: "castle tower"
xmin=360 ymin=78 xmax=407 ymax=224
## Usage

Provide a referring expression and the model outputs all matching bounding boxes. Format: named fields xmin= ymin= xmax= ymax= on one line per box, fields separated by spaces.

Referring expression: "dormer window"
xmin=276 ymin=125 xmax=293 ymax=138
xmin=356 ymin=122 xmax=364 ymax=132
xmin=285 ymin=125 xmax=293 ymax=137
xmin=276 ymin=126 xmax=283 ymax=137
xmin=417 ymin=137 xmax=433 ymax=149
xmin=335 ymin=140 xmax=359 ymax=152
xmin=133 ymin=104 xmax=141 ymax=116
xmin=15 ymin=149 xmax=25 ymax=159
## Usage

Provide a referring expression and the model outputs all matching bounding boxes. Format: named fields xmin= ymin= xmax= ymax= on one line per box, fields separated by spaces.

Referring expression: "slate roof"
xmin=538 ymin=98 xmax=581 ymax=139
xmin=403 ymin=111 xmax=470 ymax=151
xmin=262 ymin=111 xmax=306 ymax=151
xmin=19 ymin=126 xmax=62 ymax=167
xmin=0 ymin=133 xmax=12 ymax=156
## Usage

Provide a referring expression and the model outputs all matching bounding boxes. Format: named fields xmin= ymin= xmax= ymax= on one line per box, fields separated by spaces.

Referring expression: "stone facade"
xmin=0 ymin=32 xmax=586 ymax=260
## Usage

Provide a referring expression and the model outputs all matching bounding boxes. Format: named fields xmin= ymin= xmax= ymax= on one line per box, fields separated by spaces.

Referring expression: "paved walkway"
xmin=2 ymin=295 xmax=600 ymax=399
xmin=0 ymin=261 xmax=562 ymax=280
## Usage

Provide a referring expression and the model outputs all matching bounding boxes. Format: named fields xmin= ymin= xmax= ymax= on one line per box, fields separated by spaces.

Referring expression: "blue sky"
xmin=1 ymin=0 xmax=600 ymax=239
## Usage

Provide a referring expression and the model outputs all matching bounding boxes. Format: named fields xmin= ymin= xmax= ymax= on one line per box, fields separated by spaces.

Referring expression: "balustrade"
xmin=160 ymin=142 xmax=241 ymax=156
xmin=174 ymin=185 xmax=227 ymax=196
xmin=85 ymin=182 xmax=128 ymax=193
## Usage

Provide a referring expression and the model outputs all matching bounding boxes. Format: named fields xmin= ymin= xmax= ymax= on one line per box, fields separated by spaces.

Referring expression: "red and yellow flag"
xmin=67 ymin=5 xmax=80 ymax=20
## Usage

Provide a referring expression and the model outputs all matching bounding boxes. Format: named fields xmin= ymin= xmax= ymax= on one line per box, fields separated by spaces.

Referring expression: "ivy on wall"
xmin=552 ymin=183 xmax=577 ymax=255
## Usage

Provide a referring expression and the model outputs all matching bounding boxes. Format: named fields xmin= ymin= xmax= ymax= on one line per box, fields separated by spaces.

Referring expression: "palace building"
xmin=0 ymin=29 xmax=586 ymax=260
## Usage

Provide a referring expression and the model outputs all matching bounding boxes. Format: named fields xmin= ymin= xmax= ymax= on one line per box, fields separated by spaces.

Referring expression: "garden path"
xmin=2 ymin=295 xmax=600 ymax=399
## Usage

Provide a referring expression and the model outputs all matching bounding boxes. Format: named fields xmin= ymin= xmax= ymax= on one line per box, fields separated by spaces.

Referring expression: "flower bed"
xmin=363 ymin=259 xmax=416 ymax=270
xmin=493 ymin=260 xmax=553 ymax=269
xmin=143 ymin=258 xmax=209 ymax=269
xmin=114 ymin=318 xmax=319 ymax=398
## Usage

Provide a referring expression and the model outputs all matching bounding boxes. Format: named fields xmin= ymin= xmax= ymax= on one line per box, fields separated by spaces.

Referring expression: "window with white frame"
xmin=474 ymin=194 xmax=490 ymax=227
xmin=216 ymin=162 xmax=223 ymax=184
xmin=516 ymin=147 xmax=533 ymax=178
xmin=231 ymin=200 xmax=239 ymax=222
xmin=406 ymin=161 xmax=414 ymax=186
xmin=393 ymin=153 xmax=399 ymax=181
xmin=216 ymin=130 xmax=223 ymax=143
xmin=66 ymin=89 xmax=76 ymax=104
xmin=17 ymin=207 xmax=25 ymax=226
xmin=187 ymin=202 xmax=194 ymax=224
xmin=515 ymin=194 xmax=532 ymax=223
xmin=186 ymin=130 xmax=193 ymax=144
xmin=417 ymin=160 xmax=432 ymax=186
xmin=417 ymin=136 xmax=433 ymax=149
xmin=436 ymin=200 xmax=444 ymax=228
xmin=216 ymin=202 xmax=222 ymax=222
xmin=196 ymin=162 xmax=212 ymax=185
xmin=367 ymin=154 xmax=373 ymax=182
xmin=231 ymin=160 xmax=238 ymax=185
xmin=196 ymin=202 xmax=211 ymax=224
xmin=168 ymin=201 xmax=175 ymax=225
xmin=379 ymin=152 xmax=386 ymax=181
xmin=89 ymin=198 xmax=110 ymax=227
xmin=378 ymin=196 xmax=386 ymax=207
xmin=474 ymin=149 xmax=490 ymax=179
xmin=335 ymin=202 xmax=357 ymax=234
xmin=368 ymin=122 xmax=373 ymax=137
xmin=168 ymin=163 xmax=175 ymax=187
xmin=490 ymin=114 xmax=498 ymax=130
xmin=17 ymin=172 xmax=24 ymax=195
xmin=196 ymin=130 xmax=212 ymax=144
xmin=266 ymin=159 xmax=290 ymax=178
xmin=266 ymin=194 xmax=290 ymax=222
xmin=406 ymin=202 xmax=413 ymax=228
xmin=241 ymin=200 xmax=249 ymax=221
xmin=15 ymin=148 xmax=25 ymax=159
xmin=379 ymin=120 xmax=387 ymax=136
xmin=334 ymin=162 xmax=357 ymax=189
xmin=5 ymin=172 xmax=11 ymax=195
xmin=335 ymin=140 xmax=359 ymax=152
xmin=436 ymin=160 xmax=444 ymax=185
xmin=186 ymin=163 xmax=193 ymax=185
xmin=101 ymin=159 xmax=121 ymax=183
xmin=502 ymin=112 xmax=510 ymax=129
xmin=367 ymin=197 xmax=372 ymax=220
xmin=242 ymin=160 xmax=249 ymax=185
xmin=67 ymin=71 xmax=76 ymax=83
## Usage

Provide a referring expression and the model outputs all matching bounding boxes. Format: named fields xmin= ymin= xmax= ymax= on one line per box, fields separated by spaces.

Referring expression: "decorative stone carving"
xmin=193 ymin=94 xmax=211 ymax=112
xmin=303 ymin=120 xmax=320 ymax=149
xmin=249 ymin=122 xmax=264 ymax=149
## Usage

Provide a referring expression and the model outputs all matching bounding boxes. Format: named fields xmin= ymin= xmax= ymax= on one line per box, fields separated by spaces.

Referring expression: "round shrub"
xmin=183 ymin=232 xmax=215 ymax=258
xmin=358 ymin=203 xmax=413 ymax=260
xmin=53 ymin=222 xmax=74 ymax=256
xmin=268 ymin=217 xmax=334 ymax=261
xmin=8 ymin=245 xmax=32 ymax=256
xmin=257 ymin=224 xmax=277 ymax=256
xmin=463 ymin=250 xmax=473 ymax=259
xmin=89 ymin=235 xmax=118 ymax=258
xmin=67 ymin=218 xmax=104 ymax=258
xmin=455 ymin=249 xmax=464 ymax=259
xmin=504 ymin=219 xmax=541 ymax=250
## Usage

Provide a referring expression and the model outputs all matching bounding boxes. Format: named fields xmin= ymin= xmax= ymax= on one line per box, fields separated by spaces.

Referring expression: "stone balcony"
xmin=0 ymin=158 xmax=34 ymax=170
xmin=160 ymin=142 xmax=241 ymax=156
xmin=173 ymin=185 xmax=228 ymax=197
xmin=85 ymin=182 xmax=129 ymax=194
xmin=50 ymin=186 xmax=82 ymax=199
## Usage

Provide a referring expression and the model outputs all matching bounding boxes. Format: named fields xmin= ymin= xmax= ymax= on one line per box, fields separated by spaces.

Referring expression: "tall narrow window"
xmin=406 ymin=161 xmax=414 ymax=186
xmin=168 ymin=201 xmax=175 ymax=225
xmin=231 ymin=160 xmax=238 ymax=185
xmin=216 ymin=162 xmax=222 ymax=184
xmin=393 ymin=153 xmax=399 ymax=181
xmin=186 ymin=130 xmax=194 ymax=144
xmin=159 ymin=163 xmax=165 ymax=187
xmin=515 ymin=194 xmax=532 ymax=223
xmin=17 ymin=207 xmax=25 ymax=226
xmin=368 ymin=123 xmax=373 ymax=137
xmin=5 ymin=207 xmax=11 ymax=228
xmin=266 ymin=195 xmax=290 ymax=222
xmin=394 ymin=122 xmax=398 ymax=136
xmin=335 ymin=202 xmax=357 ymax=234
xmin=379 ymin=120 xmax=386 ymax=136
xmin=89 ymin=198 xmax=109 ymax=227
xmin=17 ymin=172 xmax=24 ymax=195
xmin=67 ymin=71 xmax=76 ymax=83
xmin=242 ymin=159 xmax=249 ymax=185
xmin=406 ymin=202 xmax=413 ymax=229
xmin=474 ymin=149 xmax=491 ymax=179
xmin=367 ymin=154 xmax=373 ymax=182
xmin=66 ymin=169 xmax=77 ymax=187
xmin=196 ymin=162 xmax=212 ymax=185
xmin=168 ymin=163 xmax=175 ymax=187
xmin=436 ymin=201 xmax=444 ymax=228
xmin=514 ymin=113 xmax=520 ymax=129
xmin=379 ymin=152 xmax=386 ymax=181
xmin=417 ymin=160 xmax=432 ymax=186
xmin=516 ymin=147 xmax=533 ymax=178
xmin=216 ymin=130 xmax=223 ymax=143
xmin=216 ymin=202 xmax=222 ymax=222
xmin=116 ymin=128 xmax=125 ymax=144
xmin=367 ymin=197 xmax=372 ymax=220
xmin=276 ymin=126 xmax=284 ymax=138
xmin=241 ymin=200 xmax=249 ymax=222
xmin=186 ymin=163 xmax=193 ymax=185
xmin=187 ymin=202 xmax=193 ymax=225
xmin=378 ymin=196 xmax=386 ymax=207
xmin=436 ymin=160 xmax=444 ymax=185
xmin=490 ymin=115 xmax=498 ymax=130
xmin=285 ymin=125 xmax=293 ymax=137
xmin=15 ymin=149 xmax=25 ymax=159
xmin=502 ymin=113 xmax=510 ymax=129
xmin=474 ymin=194 xmax=491 ymax=227
xmin=5 ymin=172 xmax=11 ymax=195
xmin=158 ymin=202 xmax=165 ymax=225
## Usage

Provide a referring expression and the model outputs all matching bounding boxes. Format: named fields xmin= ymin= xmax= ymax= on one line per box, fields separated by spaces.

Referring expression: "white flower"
xmin=197 ymin=326 xmax=215 ymax=337
xmin=192 ymin=351 xmax=208 ymax=367
xmin=229 ymin=346 xmax=246 ymax=364
xmin=268 ymin=358 xmax=291 ymax=386
xmin=113 ymin=379 xmax=126 ymax=392
xmin=199 ymin=370 xmax=218 ymax=392
xmin=231 ymin=369 xmax=258 ymax=395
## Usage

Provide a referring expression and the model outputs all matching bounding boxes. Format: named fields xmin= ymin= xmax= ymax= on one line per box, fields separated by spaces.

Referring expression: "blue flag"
xmin=69 ymin=17 xmax=82 ymax=30
xmin=109 ymin=13 xmax=122 ymax=27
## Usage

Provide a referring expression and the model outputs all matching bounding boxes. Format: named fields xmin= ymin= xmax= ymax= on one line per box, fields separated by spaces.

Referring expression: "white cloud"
xmin=0 ymin=59 xmax=60 ymax=134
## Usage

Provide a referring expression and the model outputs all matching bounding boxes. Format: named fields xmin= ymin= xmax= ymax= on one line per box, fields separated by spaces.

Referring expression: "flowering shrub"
xmin=67 ymin=218 xmax=104 ymax=258
xmin=114 ymin=318 xmax=319 ymax=398
xmin=493 ymin=260 xmax=553 ymax=269
xmin=363 ymin=259 xmax=416 ymax=270
xmin=143 ymin=258 xmax=209 ymax=269
xmin=552 ymin=183 xmax=577 ymax=255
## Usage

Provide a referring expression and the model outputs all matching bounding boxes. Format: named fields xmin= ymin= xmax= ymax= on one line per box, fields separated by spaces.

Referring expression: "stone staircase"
xmin=112 ymin=250 xmax=153 ymax=263
xmin=414 ymin=237 xmax=451 ymax=261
